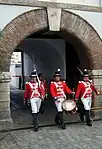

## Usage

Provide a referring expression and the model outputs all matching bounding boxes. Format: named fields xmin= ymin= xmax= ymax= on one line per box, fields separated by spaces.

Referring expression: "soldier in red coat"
xmin=24 ymin=70 xmax=45 ymax=131
xmin=75 ymin=69 xmax=99 ymax=126
xmin=50 ymin=69 xmax=74 ymax=129
xmin=38 ymin=73 xmax=48 ymax=98
xmin=38 ymin=73 xmax=48 ymax=114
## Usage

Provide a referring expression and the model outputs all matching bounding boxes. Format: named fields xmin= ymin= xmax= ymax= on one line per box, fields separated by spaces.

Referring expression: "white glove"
xmin=45 ymin=94 xmax=48 ymax=98
xmin=54 ymin=97 xmax=57 ymax=100
xmin=72 ymin=92 xmax=75 ymax=95
xmin=57 ymin=98 xmax=65 ymax=103
xmin=97 ymin=91 xmax=100 ymax=95
xmin=41 ymin=96 xmax=44 ymax=100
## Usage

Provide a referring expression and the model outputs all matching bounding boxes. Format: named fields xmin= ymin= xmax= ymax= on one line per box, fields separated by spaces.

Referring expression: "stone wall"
xmin=92 ymin=70 xmax=102 ymax=108
xmin=0 ymin=72 xmax=13 ymax=130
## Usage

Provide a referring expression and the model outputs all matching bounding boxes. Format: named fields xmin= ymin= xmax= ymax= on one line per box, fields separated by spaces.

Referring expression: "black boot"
xmin=79 ymin=113 xmax=84 ymax=122
xmin=85 ymin=110 xmax=92 ymax=127
xmin=58 ymin=112 xmax=66 ymax=129
xmin=78 ymin=102 xmax=85 ymax=123
xmin=79 ymin=110 xmax=85 ymax=123
xmin=32 ymin=113 xmax=39 ymax=131
xmin=39 ymin=101 xmax=44 ymax=114
xmin=55 ymin=113 xmax=61 ymax=125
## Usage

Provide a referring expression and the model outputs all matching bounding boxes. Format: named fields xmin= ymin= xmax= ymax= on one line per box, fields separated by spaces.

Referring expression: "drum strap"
xmin=54 ymin=82 xmax=66 ymax=98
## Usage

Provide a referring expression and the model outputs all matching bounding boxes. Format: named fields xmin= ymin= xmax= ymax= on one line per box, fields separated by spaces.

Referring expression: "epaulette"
xmin=79 ymin=81 xmax=82 ymax=83
xmin=63 ymin=80 xmax=66 ymax=82
xmin=51 ymin=81 xmax=54 ymax=83
xmin=26 ymin=82 xmax=29 ymax=84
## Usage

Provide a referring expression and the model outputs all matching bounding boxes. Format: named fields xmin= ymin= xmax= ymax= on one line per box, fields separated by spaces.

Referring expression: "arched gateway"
xmin=0 ymin=9 xmax=102 ymax=130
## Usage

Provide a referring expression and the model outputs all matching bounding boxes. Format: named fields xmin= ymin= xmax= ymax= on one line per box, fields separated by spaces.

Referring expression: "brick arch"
xmin=0 ymin=9 xmax=102 ymax=71
xmin=61 ymin=10 xmax=102 ymax=69
xmin=0 ymin=9 xmax=48 ymax=71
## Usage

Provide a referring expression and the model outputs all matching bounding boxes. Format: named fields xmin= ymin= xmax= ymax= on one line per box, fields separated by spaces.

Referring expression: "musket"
xmin=32 ymin=56 xmax=42 ymax=97
xmin=77 ymin=66 xmax=92 ymax=76
xmin=77 ymin=66 xmax=83 ymax=75
xmin=32 ymin=56 xmax=41 ymax=85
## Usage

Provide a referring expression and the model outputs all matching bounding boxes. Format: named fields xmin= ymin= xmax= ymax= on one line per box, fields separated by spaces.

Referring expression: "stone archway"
xmin=61 ymin=10 xmax=102 ymax=69
xmin=0 ymin=8 xmax=102 ymax=130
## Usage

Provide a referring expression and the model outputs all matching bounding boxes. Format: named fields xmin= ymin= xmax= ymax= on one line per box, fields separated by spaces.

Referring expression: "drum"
xmin=62 ymin=99 xmax=77 ymax=114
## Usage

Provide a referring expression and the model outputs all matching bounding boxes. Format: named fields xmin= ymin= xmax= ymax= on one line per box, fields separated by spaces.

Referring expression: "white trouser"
xmin=81 ymin=97 xmax=92 ymax=110
xmin=55 ymin=98 xmax=65 ymax=112
xmin=30 ymin=98 xmax=42 ymax=113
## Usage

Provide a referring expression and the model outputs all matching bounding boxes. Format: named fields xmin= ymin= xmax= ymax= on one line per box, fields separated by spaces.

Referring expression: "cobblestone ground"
xmin=0 ymin=121 xmax=102 ymax=149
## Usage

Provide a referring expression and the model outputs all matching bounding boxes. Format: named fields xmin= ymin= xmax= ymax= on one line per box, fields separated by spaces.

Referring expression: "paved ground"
xmin=0 ymin=121 xmax=102 ymax=149
xmin=10 ymin=89 xmax=81 ymax=129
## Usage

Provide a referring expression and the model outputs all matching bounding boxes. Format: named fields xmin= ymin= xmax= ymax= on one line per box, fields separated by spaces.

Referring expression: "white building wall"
xmin=10 ymin=64 xmax=22 ymax=89
xmin=23 ymin=53 xmax=34 ymax=79
xmin=0 ymin=5 xmax=39 ymax=30
xmin=39 ymin=0 xmax=101 ymax=6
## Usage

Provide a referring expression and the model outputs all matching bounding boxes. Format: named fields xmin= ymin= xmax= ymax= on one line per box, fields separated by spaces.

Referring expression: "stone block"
xmin=92 ymin=70 xmax=98 ymax=76
xmin=98 ymin=69 xmax=102 ymax=75
xmin=47 ymin=7 xmax=61 ymax=31
xmin=94 ymin=111 xmax=102 ymax=120
xmin=0 ymin=101 xmax=10 ymax=111
xmin=0 ymin=72 xmax=13 ymax=131
xmin=0 ymin=82 xmax=10 ymax=92
xmin=0 ymin=110 xmax=11 ymax=120
xmin=0 ymin=91 xmax=10 ymax=102
xmin=0 ymin=119 xmax=13 ymax=131
xmin=93 ymin=78 xmax=99 ymax=85
xmin=95 ymin=95 xmax=102 ymax=107
xmin=0 ymin=72 xmax=11 ymax=83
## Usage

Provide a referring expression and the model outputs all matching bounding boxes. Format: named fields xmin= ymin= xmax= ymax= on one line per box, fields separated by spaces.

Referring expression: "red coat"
xmin=75 ymin=81 xmax=98 ymax=100
xmin=41 ymin=80 xmax=48 ymax=94
xmin=50 ymin=81 xmax=72 ymax=99
xmin=24 ymin=81 xmax=45 ymax=100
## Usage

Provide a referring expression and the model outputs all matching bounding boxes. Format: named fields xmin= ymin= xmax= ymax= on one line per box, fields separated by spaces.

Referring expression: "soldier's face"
xmin=31 ymin=77 xmax=37 ymax=82
xmin=54 ymin=76 xmax=60 ymax=81
xmin=83 ymin=76 xmax=89 ymax=82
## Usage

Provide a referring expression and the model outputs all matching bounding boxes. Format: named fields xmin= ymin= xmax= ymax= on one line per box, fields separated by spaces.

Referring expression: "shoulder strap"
xmin=28 ymin=82 xmax=40 ymax=98
xmin=81 ymin=82 xmax=92 ymax=99
xmin=54 ymin=82 xmax=66 ymax=98
xmin=28 ymin=82 xmax=38 ymax=89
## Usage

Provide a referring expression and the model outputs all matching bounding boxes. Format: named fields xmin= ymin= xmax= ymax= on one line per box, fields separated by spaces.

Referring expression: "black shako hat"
xmin=53 ymin=69 xmax=61 ymax=77
xmin=83 ymin=69 xmax=89 ymax=77
xmin=30 ymin=69 xmax=37 ymax=77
